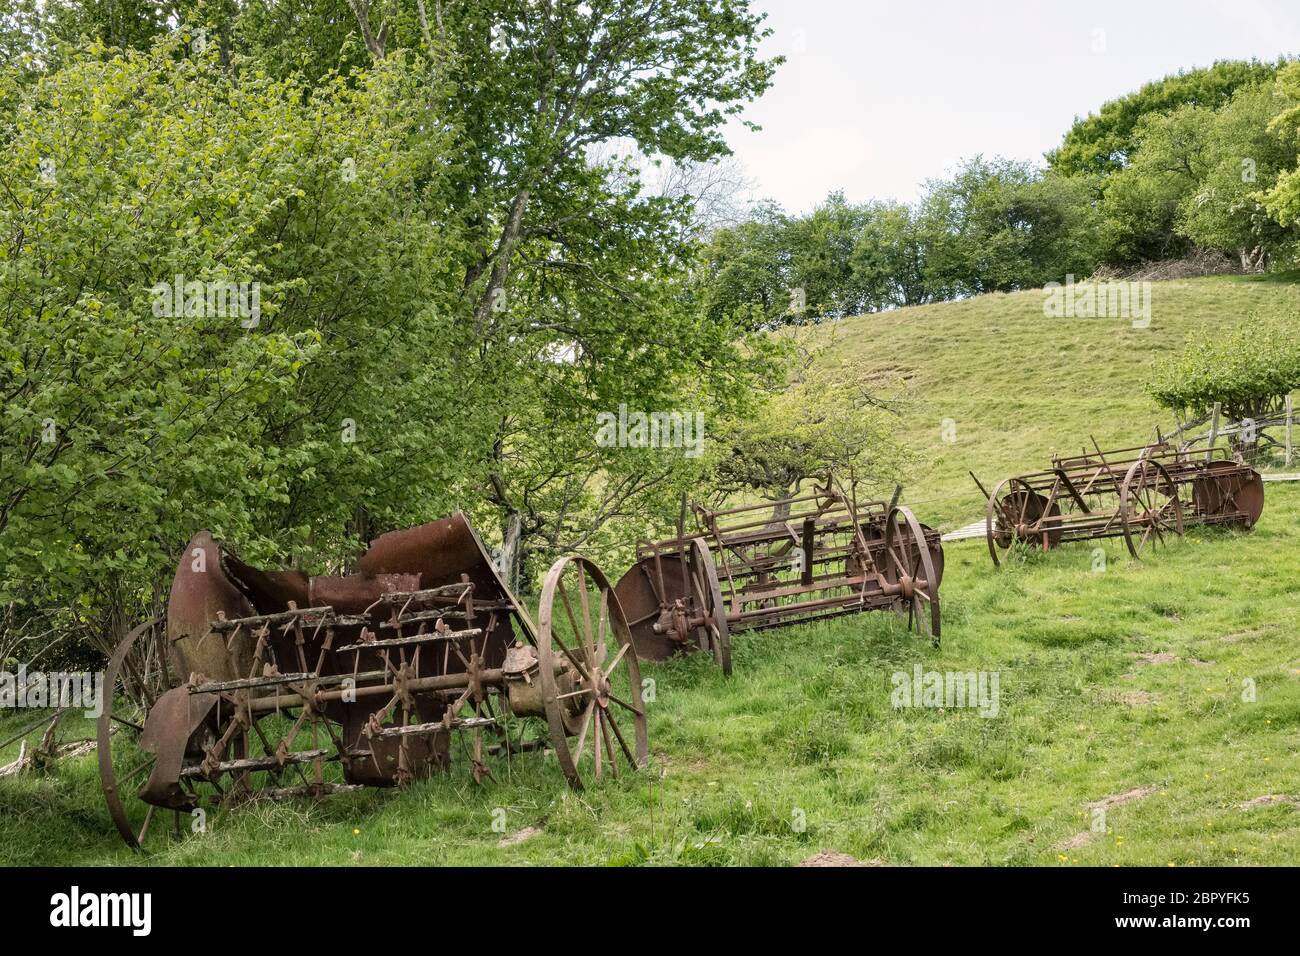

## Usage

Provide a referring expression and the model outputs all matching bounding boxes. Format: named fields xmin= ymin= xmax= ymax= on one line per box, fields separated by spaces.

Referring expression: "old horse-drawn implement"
xmin=613 ymin=480 xmax=945 ymax=674
xmin=974 ymin=441 xmax=1264 ymax=567
xmin=97 ymin=514 xmax=646 ymax=850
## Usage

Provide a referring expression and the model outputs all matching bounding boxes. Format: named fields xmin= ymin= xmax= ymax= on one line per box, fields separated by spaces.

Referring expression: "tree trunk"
xmin=496 ymin=510 xmax=522 ymax=594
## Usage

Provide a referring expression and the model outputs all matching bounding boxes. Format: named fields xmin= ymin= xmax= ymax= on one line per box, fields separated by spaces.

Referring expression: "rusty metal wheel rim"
xmin=985 ymin=477 xmax=1045 ymax=566
xmin=98 ymin=618 xmax=182 ymax=852
xmin=881 ymin=506 xmax=941 ymax=645
xmin=537 ymin=555 xmax=647 ymax=791
xmin=1120 ymin=458 xmax=1184 ymax=559
xmin=690 ymin=537 xmax=732 ymax=676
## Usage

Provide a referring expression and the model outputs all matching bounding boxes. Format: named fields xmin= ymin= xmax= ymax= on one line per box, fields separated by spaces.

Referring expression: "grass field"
xmin=3 ymin=274 xmax=1299 ymax=866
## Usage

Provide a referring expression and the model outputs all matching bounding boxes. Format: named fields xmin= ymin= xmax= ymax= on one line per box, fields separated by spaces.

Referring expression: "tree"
xmin=1147 ymin=318 xmax=1300 ymax=425
xmin=6 ymin=2 xmax=783 ymax=593
xmin=849 ymin=201 xmax=938 ymax=310
xmin=1096 ymin=105 xmax=1213 ymax=265
xmin=0 ymin=38 xmax=469 ymax=652
xmin=712 ymin=326 xmax=911 ymax=502
xmin=651 ymin=153 xmax=755 ymax=241
xmin=1049 ymin=59 xmax=1285 ymax=177
xmin=1179 ymin=84 xmax=1300 ymax=270
xmin=399 ymin=1 xmax=780 ymax=581
xmin=1258 ymin=63 xmax=1300 ymax=237
xmin=919 ymin=157 xmax=1100 ymax=293
xmin=697 ymin=202 xmax=795 ymax=329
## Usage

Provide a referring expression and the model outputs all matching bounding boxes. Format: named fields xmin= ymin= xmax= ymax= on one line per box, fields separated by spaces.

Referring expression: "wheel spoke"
xmin=604 ymin=641 xmax=631 ymax=678
xmin=136 ymin=804 xmax=157 ymax=844
xmin=600 ymin=713 xmax=618 ymax=779
xmin=887 ymin=541 xmax=908 ymax=577
xmin=570 ymin=701 xmax=595 ymax=767
xmin=604 ymin=710 xmax=637 ymax=765
xmin=547 ymin=625 xmax=593 ymax=683
xmin=556 ymin=580 xmax=586 ymax=664
xmin=606 ymin=691 xmax=644 ymax=717
xmin=596 ymin=587 xmax=609 ymax=664
xmin=575 ymin=563 xmax=595 ymax=662
xmin=119 ymin=754 xmax=157 ymax=783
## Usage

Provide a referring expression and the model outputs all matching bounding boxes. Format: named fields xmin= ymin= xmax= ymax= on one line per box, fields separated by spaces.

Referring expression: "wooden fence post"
xmin=1286 ymin=395 xmax=1293 ymax=468
xmin=1205 ymin=402 xmax=1220 ymax=462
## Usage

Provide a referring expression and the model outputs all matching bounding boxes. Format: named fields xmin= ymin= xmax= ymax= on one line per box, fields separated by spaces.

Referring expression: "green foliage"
xmin=696 ymin=202 xmax=792 ymax=328
xmin=0 ymin=1 xmax=784 ymax=649
xmin=1147 ymin=317 xmax=1300 ymax=421
xmin=1096 ymin=104 xmax=1212 ymax=264
xmin=849 ymin=200 xmax=939 ymax=309
xmin=698 ymin=159 xmax=1101 ymax=324
xmin=1096 ymin=83 xmax=1300 ymax=267
xmin=919 ymin=157 xmax=1100 ymax=293
xmin=0 ymin=37 xmax=470 ymax=639
xmin=1049 ymin=59 xmax=1286 ymax=177
xmin=419 ymin=0 xmax=781 ymax=568
xmin=1259 ymin=63 xmax=1300 ymax=233
xmin=1179 ymin=85 xmax=1300 ymax=262
xmin=711 ymin=326 xmax=911 ymax=497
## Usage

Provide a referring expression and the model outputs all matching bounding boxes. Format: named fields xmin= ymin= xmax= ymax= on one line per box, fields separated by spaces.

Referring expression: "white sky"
xmin=723 ymin=0 xmax=1300 ymax=213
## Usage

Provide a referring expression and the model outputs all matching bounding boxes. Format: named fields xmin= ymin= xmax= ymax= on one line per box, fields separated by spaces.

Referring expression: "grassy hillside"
xmin=4 ymin=275 xmax=1299 ymax=866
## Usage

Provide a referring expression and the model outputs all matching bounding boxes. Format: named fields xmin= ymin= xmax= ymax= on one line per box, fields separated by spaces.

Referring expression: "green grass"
xmin=3 ymin=274 xmax=1299 ymax=866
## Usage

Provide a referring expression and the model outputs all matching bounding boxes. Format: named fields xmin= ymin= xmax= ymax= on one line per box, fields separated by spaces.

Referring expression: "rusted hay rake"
xmin=97 ymin=514 xmax=646 ymax=851
xmin=974 ymin=441 xmax=1264 ymax=567
xmin=614 ymin=480 xmax=945 ymax=674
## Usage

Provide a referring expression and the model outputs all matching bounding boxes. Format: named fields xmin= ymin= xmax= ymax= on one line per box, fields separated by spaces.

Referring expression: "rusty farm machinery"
xmin=973 ymin=441 xmax=1264 ymax=567
xmin=613 ymin=479 xmax=945 ymax=674
xmin=97 ymin=513 xmax=647 ymax=850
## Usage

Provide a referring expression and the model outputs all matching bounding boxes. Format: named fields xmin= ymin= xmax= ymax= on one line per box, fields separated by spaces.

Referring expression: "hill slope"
xmin=2 ymin=275 xmax=1299 ymax=867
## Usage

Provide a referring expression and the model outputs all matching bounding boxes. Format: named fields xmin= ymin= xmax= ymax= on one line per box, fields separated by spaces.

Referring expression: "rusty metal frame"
xmin=98 ymin=516 xmax=645 ymax=851
xmin=978 ymin=441 xmax=1265 ymax=566
xmin=614 ymin=477 xmax=944 ymax=674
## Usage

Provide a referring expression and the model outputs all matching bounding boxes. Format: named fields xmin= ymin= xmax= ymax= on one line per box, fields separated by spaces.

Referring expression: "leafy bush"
xmin=0 ymin=38 xmax=468 ymax=648
xmin=1147 ymin=318 xmax=1300 ymax=420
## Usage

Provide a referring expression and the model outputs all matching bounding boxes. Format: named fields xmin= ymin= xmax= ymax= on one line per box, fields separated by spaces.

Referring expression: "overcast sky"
xmin=722 ymin=0 xmax=1300 ymax=213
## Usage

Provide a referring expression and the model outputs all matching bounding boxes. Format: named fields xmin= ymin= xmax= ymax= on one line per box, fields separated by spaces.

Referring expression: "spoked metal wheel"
xmin=985 ymin=477 xmax=1060 ymax=567
xmin=99 ymin=620 xmax=355 ymax=850
xmin=880 ymin=506 xmax=941 ymax=645
xmin=537 ymin=555 xmax=648 ymax=790
xmin=98 ymin=619 xmax=189 ymax=851
xmin=1121 ymin=458 xmax=1184 ymax=558
xmin=688 ymin=538 xmax=732 ymax=675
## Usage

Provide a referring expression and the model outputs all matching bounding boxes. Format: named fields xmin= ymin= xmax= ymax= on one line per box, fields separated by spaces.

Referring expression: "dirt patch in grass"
xmin=1056 ymin=831 xmax=1095 ymax=850
xmin=1087 ymin=786 xmax=1157 ymax=811
xmin=1128 ymin=652 xmax=1214 ymax=673
xmin=798 ymin=851 xmax=883 ymax=867
xmin=1238 ymin=794 xmax=1297 ymax=811
xmin=1117 ymin=690 xmax=1160 ymax=706
xmin=498 ymin=826 xmax=542 ymax=847
xmin=1134 ymin=652 xmax=1179 ymax=665
xmin=1216 ymin=627 xmax=1271 ymax=645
